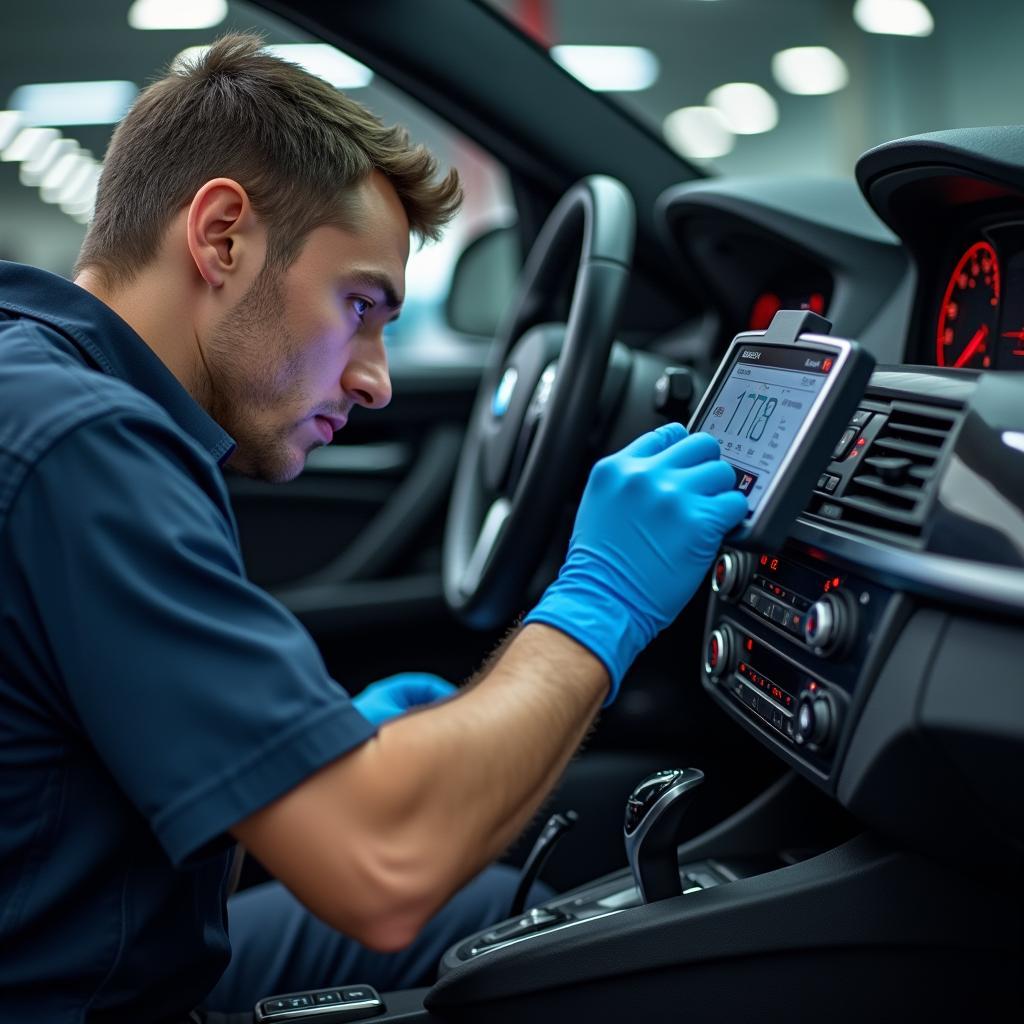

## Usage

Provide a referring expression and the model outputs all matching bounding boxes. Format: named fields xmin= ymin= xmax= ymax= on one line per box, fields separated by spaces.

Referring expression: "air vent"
xmin=806 ymin=399 xmax=962 ymax=542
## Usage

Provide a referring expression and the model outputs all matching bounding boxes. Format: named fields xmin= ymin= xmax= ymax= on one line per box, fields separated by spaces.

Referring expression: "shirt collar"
xmin=0 ymin=260 xmax=235 ymax=465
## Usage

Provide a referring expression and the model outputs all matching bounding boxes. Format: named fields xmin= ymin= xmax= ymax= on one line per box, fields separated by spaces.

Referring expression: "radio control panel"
xmin=703 ymin=545 xmax=897 ymax=786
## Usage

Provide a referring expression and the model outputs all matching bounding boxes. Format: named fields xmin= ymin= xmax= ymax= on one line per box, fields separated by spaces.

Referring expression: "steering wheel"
xmin=443 ymin=175 xmax=636 ymax=629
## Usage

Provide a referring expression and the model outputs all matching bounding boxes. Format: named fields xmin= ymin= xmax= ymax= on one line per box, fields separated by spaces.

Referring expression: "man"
xmin=0 ymin=35 xmax=747 ymax=1023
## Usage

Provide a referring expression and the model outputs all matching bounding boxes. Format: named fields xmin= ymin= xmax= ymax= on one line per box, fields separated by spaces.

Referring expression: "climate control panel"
xmin=702 ymin=545 xmax=896 ymax=785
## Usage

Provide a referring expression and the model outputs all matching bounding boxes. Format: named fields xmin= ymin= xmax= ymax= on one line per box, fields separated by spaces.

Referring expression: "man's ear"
xmin=186 ymin=178 xmax=263 ymax=289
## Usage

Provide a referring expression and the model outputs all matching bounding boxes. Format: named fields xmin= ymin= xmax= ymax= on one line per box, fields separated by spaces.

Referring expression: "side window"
xmin=0 ymin=0 xmax=514 ymax=346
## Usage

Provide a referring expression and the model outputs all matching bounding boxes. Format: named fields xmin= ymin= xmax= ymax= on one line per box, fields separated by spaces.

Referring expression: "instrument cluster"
xmin=932 ymin=224 xmax=1024 ymax=370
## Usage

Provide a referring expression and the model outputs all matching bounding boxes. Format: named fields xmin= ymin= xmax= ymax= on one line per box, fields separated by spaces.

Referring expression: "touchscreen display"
xmin=695 ymin=345 xmax=834 ymax=512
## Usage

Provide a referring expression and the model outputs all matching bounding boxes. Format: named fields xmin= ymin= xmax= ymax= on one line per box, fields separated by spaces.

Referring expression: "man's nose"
xmin=343 ymin=337 xmax=392 ymax=410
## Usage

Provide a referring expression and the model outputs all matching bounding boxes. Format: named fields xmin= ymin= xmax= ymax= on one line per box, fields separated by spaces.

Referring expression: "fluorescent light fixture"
xmin=128 ymin=0 xmax=227 ymax=30
xmin=772 ymin=46 xmax=849 ymax=95
xmin=56 ymin=159 xmax=98 ymax=207
xmin=20 ymin=137 xmax=77 ymax=186
xmin=707 ymin=82 xmax=779 ymax=134
xmin=663 ymin=106 xmax=734 ymax=159
xmin=58 ymin=164 xmax=101 ymax=215
xmin=853 ymin=0 xmax=933 ymax=37
xmin=40 ymin=152 xmax=92 ymax=202
xmin=0 ymin=110 xmax=22 ymax=151
xmin=176 ymin=44 xmax=373 ymax=89
xmin=550 ymin=45 xmax=659 ymax=92
xmin=9 ymin=80 xmax=138 ymax=126
xmin=1 ymin=127 xmax=58 ymax=163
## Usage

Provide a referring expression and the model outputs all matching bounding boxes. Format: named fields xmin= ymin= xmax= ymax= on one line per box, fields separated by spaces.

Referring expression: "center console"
xmin=704 ymin=542 xmax=903 ymax=785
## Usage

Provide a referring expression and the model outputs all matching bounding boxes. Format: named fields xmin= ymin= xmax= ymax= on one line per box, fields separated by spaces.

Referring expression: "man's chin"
xmin=225 ymin=443 xmax=305 ymax=484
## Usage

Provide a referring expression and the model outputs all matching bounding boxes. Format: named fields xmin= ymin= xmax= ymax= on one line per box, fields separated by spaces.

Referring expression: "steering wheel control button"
xmin=654 ymin=366 xmax=696 ymax=421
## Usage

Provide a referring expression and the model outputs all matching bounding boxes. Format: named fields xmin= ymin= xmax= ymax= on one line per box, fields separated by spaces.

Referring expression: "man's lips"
xmin=313 ymin=414 xmax=347 ymax=443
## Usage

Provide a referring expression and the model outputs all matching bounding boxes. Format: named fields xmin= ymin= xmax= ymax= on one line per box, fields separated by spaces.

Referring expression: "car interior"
xmin=2 ymin=0 xmax=1022 ymax=1020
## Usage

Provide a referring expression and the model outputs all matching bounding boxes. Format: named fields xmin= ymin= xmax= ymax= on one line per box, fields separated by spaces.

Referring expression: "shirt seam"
xmin=153 ymin=701 xmax=375 ymax=845
xmin=0 ymin=402 xmax=187 ymax=540
xmin=0 ymin=298 xmax=116 ymax=374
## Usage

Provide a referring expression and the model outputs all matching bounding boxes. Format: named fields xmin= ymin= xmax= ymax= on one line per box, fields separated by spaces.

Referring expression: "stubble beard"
xmin=205 ymin=265 xmax=309 ymax=483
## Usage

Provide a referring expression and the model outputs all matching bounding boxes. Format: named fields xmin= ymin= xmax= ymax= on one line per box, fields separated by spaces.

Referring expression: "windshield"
xmin=486 ymin=0 xmax=1024 ymax=178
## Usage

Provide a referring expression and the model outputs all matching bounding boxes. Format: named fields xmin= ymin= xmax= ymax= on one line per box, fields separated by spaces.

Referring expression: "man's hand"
xmin=525 ymin=423 xmax=747 ymax=702
xmin=353 ymin=673 xmax=457 ymax=726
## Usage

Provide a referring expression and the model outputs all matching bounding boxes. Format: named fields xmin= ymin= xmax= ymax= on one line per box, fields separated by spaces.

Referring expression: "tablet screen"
xmin=695 ymin=344 xmax=834 ymax=512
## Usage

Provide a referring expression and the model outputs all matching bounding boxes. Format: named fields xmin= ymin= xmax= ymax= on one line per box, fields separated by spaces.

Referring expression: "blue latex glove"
xmin=524 ymin=424 xmax=748 ymax=704
xmin=353 ymin=672 xmax=458 ymax=726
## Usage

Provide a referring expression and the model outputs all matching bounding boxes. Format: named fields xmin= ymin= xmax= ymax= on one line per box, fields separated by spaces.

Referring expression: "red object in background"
xmin=749 ymin=291 xmax=827 ymax=330
xmin=749 ymin=292 xmax=781 ymax=330
xmin=935 ymin=240 xmax=1000 ymax=368
xmin=514 ymin=0 xmax=553 ymax=44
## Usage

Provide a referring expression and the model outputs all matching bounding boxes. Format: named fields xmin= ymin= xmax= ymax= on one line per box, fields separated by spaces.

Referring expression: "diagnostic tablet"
xmin=688 ymin=310 xmax=875 ymax=549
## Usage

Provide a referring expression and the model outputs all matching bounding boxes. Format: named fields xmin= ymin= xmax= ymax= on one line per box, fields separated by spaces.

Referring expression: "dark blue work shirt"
xmin=0 ymin=262 xmax=377 ymax=1023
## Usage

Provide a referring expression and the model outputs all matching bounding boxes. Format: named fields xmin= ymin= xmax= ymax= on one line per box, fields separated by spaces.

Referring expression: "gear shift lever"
xmin=624 ymin=768 xmax=704 ymax=903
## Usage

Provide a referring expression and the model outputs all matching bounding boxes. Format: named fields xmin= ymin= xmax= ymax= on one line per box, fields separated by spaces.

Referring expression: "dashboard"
xmin=655 ymin=126 xmax=1024 ymax=872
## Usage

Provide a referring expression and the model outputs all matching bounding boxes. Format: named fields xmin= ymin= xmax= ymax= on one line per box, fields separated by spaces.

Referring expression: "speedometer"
xmin=935 ymin=241 xmax=1000 ymax=369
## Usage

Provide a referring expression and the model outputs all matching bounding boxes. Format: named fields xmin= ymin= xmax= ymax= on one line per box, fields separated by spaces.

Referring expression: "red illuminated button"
xmin=705 ymin=626 xmax=734 ymax=681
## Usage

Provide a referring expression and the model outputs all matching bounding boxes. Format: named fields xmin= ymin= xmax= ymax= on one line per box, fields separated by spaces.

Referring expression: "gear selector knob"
xmin=624 ymin=768 xmax=704 ymax=903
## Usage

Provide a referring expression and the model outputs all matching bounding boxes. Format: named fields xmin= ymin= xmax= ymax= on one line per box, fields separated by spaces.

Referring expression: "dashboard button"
xmin=822 ymin=474 xmax=840 ymax=493
xmin=850 ymin=409 xmax=873 ymax=427
xmin=832 ymin=427 xmax=858 ymax=460
xmin=819 ymin=501 xmax=843 ymax=521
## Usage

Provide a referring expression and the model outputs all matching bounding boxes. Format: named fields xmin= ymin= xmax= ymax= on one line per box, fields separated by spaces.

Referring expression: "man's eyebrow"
xmin=347 ymin=271 xmax=403 ymax=310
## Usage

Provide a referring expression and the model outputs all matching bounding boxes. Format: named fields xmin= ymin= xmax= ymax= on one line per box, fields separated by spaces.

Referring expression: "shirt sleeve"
xmin=5 ymin=406 xmax=377 ymax=865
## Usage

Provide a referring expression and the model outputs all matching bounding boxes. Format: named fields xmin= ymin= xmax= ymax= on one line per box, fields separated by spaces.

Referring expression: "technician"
xmin=0 ymin=35 xmax=747 ymax=1024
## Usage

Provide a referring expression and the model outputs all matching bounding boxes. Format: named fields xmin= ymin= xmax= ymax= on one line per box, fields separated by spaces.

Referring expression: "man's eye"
xmin=351 ymin=297 xmax=372 ymax=321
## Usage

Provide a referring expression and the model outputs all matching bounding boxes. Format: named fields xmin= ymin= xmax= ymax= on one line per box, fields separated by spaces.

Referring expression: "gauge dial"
xmin=935 ymin=241 xmax=1000 ymax=369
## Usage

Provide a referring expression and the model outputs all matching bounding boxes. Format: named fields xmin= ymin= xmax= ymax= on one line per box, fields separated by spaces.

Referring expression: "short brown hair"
xmin=76 ymin=33 xmax=462 ymax=287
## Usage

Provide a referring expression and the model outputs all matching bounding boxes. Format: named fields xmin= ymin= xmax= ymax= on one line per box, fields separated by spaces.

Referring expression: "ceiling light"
xmin=853 ymin=0 xmax=933 ymax=37
xmin=663 ymin=106 xmax=734 ymax=159
xmin=56 ymin=159 xmax=97 ymax=205
xmin=58 ymin=163 xmax=101 ymax=213
xmin=41 ymin=152 xmax=92 ymax=202
xmin=550 ymin=45 xmax=659 ymax=92
xmin=771 ymin=47 xmax=849 ymax=95
xmin=9 ymin=81 xmax=138 ymax=126
xmin=707 ymin=82 xmax=778 ymax=134
xmin=20 ymin=137 xmax=77 ymax=186
xmin=0 ymin=111 xmax=22 ymax=151
xmin=176 ymin=44 xmax=373 ymax=89
xmin=128 ymin=0 xmax=227 ymax=30
xmin=1 ymin=127 xmax=59 ymax=163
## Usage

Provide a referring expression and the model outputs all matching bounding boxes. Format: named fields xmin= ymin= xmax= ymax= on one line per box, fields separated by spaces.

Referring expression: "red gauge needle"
xmin=954 ymin=324 xmax=989 ymax=368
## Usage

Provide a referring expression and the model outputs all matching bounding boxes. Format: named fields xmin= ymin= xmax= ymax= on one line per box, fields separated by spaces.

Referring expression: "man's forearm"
xmin=360 ymin=623 xmax=608 ymax=899
xmin=231 ymin=623 xmax=608 ymax=949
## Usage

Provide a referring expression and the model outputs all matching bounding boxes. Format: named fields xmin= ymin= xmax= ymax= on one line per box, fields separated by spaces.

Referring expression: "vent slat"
xmin=835 ymin=495 xmax=923 ymax=524
xmin=848 ymin=476 xmax=924 ymax=503
xmin=882 ymin=422 xmax=949 ymax=441
xmin=871 ymin=437 xmax=943 ymax=459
